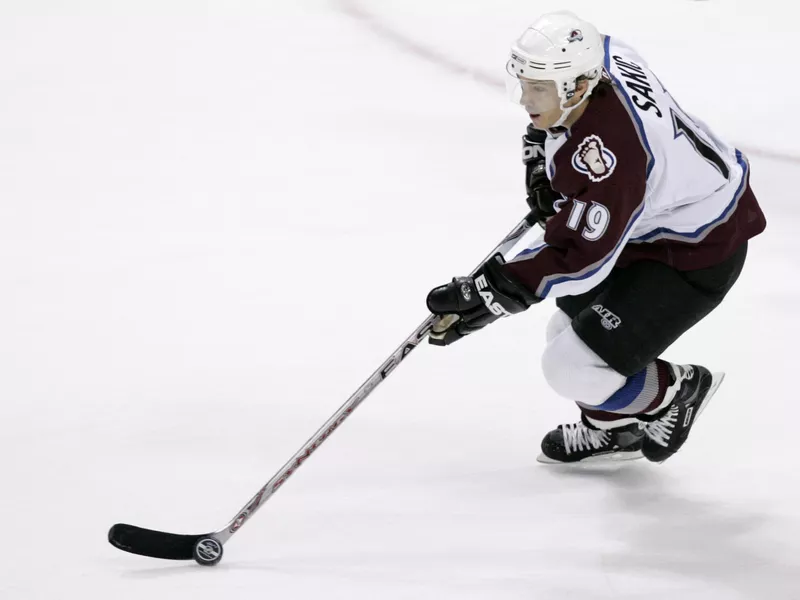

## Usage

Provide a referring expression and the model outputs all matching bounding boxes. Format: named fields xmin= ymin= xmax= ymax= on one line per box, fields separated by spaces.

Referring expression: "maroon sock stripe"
xmin=642 ymin=359 xmax=671 ymax=413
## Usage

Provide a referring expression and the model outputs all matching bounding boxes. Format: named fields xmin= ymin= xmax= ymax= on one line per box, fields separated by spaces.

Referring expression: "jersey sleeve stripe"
xmin=511 ymin=242 xmax=549 ymax=260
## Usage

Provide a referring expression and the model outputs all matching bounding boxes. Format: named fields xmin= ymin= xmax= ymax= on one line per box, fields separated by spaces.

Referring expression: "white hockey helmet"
xmin=506 ymin=12 xmax=605 ymax=125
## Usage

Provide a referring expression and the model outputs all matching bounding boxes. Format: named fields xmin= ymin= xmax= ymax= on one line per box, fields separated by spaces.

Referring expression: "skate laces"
xmin=642 ymin=404 xmax=679 ymax=448
xmin=562 ymin=422 xmax=610 ymax=455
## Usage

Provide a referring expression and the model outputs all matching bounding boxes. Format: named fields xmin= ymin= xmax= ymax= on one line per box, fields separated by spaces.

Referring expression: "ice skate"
xmin=537 ymin=415 xmax=644 ymax=464
xmin=639 ymin=364 xmax=725 ymax=463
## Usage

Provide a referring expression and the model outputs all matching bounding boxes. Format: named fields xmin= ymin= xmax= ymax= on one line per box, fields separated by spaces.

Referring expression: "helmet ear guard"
xmin=562 ymin=71 xmax=601 ymax=100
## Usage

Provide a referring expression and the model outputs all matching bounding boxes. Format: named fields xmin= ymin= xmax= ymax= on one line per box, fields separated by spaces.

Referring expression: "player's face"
xmin=518 ymin=79 xmax=564 ymax=129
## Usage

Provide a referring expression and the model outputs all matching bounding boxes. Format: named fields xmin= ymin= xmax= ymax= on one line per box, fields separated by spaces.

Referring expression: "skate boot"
xmin=538 ymin=414 xmax=644 ymax=464
xmin=638 ymin=364 xmax=725 ymax=463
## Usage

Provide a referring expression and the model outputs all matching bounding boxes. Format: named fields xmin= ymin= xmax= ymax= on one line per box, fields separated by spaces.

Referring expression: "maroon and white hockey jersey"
xmin=502 ymin=37 xmax=766 ymax=300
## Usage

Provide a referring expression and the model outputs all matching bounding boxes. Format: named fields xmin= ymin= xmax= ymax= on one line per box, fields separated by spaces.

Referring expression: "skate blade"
xmin=697 ymin=371 xmax=725 ymax=420
xmin=651 ymin=371 xmax=726 ymax=465
xmin=536 ymin=449 xmax=644 ymax=465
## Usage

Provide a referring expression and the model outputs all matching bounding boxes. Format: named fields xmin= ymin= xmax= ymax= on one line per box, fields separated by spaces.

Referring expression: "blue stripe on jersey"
xmin=514 ymin=242 xmax=548 ymax=260
xmin=603 ymin=37 xmax=656 ymax=181
xmin=632 ymin=151 xmax=748 ymax=243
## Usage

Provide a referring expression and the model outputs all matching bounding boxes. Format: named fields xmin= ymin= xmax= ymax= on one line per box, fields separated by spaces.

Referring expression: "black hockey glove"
xmin=523 ymin=125 xmax=560 ymax=228
xmin=426 ymin=254 xmax=539 ymax=346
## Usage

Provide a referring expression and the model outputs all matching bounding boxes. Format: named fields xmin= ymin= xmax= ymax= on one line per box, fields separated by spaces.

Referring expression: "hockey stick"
xmin=108 ymin=214 xmax=534 ymax=565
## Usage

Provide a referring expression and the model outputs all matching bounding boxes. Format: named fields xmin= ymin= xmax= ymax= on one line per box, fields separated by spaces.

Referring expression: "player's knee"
xmin=541 ymin=330 xmax=587 ymax=401
xmin=545 ymin=309 xmax=572 ymax=343
xmin=541 ymin=327 xmax=626 ymax=404
xmin=541 ymin=350 xmax=588 ymax=402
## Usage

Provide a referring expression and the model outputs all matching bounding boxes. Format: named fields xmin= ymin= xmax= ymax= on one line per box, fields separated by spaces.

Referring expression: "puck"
xmin=193 ymin=537 xmax=224 ymax=566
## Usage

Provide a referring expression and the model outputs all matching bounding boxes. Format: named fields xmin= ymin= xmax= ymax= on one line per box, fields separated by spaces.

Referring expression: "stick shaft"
xmin=214 ymin=216 xmax=533 ymax=544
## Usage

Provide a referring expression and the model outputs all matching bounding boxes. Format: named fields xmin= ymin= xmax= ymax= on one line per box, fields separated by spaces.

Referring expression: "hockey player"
xmin=426 ymin=12 xmax=766 ymax=464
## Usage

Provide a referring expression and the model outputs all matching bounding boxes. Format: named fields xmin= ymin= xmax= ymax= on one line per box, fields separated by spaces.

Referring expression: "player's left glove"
xmin=523 ymin=125 xmax=560 ymax=228
xmin=426 ymin=254 xmax=540 ymax=346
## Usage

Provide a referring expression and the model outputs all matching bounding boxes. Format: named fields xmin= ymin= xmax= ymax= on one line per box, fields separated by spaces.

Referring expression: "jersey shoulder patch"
xmin=571 ymin=134 xmax=617 ymax=183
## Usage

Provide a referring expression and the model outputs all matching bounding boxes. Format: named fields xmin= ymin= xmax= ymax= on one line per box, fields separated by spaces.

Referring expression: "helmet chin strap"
xmin=552 ymin=91 xmax=589 ymax=129
xmin=552 ymin=103 xmax=577 ymax=129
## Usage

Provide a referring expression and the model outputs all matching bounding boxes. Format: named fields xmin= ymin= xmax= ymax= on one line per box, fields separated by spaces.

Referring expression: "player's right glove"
xmin=523 ymin=125 xmax=561 ymax=228
xmin=426 ymin=254 xmax=539 ymax=346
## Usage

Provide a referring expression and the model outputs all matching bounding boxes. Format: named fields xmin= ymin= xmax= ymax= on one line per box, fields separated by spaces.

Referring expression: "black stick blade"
xmin=108 ymin=523 xmax=207 ymax=560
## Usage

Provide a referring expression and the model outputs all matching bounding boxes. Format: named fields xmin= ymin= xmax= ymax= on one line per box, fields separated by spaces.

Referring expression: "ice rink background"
xmin=2 ymin=1 xmax=798 ymax=598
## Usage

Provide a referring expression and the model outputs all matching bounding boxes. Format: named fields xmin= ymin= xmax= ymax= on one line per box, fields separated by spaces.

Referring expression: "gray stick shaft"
xmin=213 ymin=215 xmax=533 ymax=544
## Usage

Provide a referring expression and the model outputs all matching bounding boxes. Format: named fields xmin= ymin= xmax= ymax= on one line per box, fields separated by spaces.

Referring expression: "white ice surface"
xmin=1 ymin=1 xmax=798 ymax=598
